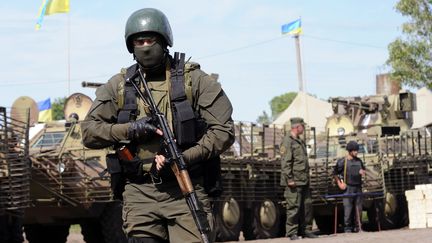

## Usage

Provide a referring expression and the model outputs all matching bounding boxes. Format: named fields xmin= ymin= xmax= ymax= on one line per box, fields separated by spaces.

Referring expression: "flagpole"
xmin=294 ymin=34 xmax=304 ymax=92
xmin=67 ymin=11 xmax=71 ymax=96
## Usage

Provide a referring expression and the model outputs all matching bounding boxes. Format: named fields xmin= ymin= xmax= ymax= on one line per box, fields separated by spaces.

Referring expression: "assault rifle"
xmin=125 ymin=68 xmax=211 ymax=243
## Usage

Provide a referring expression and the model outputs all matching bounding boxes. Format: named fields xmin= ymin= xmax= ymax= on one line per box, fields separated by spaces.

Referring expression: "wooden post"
xmin=334 ymin=204 xmax=338 ymax=234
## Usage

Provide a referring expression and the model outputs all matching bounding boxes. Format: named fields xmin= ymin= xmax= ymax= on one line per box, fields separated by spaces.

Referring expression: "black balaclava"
xmin=133 ymin=34 xmax=168 ymax=73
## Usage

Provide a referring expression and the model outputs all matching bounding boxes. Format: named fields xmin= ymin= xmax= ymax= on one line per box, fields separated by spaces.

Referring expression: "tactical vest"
xmin=114 ymin=53 xmax=222 ymax=197
xmin=345 ymin=158 xmax=363 ymax=186
xmin=117 ymin=52 xmax=201 ymax=148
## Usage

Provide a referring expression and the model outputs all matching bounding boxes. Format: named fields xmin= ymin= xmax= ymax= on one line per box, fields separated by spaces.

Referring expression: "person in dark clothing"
xmin=333 ymin=141 xmax=366 ymax=233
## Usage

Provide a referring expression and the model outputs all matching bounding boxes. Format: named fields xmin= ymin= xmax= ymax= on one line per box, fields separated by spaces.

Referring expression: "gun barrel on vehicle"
xmin=82 ymin=81 xmax=104 ymax=88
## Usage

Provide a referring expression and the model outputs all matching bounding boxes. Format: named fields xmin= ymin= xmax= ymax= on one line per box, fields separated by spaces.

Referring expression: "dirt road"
xmin=60 ymin=227 xmax=432 ymax=243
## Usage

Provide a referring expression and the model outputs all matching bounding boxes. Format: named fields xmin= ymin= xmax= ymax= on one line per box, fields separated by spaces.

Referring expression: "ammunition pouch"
xmin=172 ymin=99 xmax=197 ymax=146
xmin=106 ymin=154 xmax=126 ymax=200
xmin=170 ymin=52 xmax=197 ymax=147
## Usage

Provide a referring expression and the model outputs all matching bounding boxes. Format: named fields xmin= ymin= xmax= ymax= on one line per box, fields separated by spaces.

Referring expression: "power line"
xmin=1 ymin=34 xmax=388 ymax=87
xmin=195 ymin=34 xmax=386 ymax=60
xmin=195 ymin=36 xmax=284 ymax=60
xmin=303 ymin=34 xmax=386 ymax=49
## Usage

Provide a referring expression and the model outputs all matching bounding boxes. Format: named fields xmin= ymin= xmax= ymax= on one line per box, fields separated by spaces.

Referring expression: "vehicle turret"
xmin=326 ymin=91 xmax=416 ymax=137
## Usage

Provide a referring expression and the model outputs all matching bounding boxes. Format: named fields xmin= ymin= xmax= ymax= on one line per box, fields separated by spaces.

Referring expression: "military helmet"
xmin=124 ymin=8 xmax=173 ymax=53
xmin=346 ymin=140 xmax=360 ymax=152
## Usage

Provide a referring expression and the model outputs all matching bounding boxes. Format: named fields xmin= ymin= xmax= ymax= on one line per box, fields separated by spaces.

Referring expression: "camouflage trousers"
xmin=122 ymin=177 xmax=214 ymax=243
xmin=284 ymin=185 xmax=313 ymax=237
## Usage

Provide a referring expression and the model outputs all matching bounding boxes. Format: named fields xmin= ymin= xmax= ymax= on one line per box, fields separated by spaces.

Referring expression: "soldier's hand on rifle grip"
xmin=127 ymin=117 xmax=163 ymax=141
xmin=154 ymin=154 xmax=166 ymax=171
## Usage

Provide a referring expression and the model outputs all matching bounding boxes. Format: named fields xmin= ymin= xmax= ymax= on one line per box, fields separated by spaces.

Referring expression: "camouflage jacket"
xmin=280 ymin=135 xmax=310 ymax=186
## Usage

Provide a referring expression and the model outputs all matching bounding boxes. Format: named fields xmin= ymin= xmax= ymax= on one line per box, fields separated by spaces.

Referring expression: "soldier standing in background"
xmin=280 ymin=117 xmax=317 ymax=240
xmin=333 ymin=141 xmax=366 ymax=233
xmin=81 ymin=8 xmax=234 ymax=243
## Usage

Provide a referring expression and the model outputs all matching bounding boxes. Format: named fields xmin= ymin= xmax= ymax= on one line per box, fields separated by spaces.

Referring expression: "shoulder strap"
xmin=170 ymin=52 xmax=187 ymax=101
xmin=117 ymin=64 xmax=139 ymax=124
xmin=344 ymin=157 xmax=347 ymax=181
xmin=170 ymin=52 xmax=197 ymax=146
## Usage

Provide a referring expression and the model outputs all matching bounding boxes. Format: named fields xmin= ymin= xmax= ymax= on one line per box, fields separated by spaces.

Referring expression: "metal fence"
xmin=0 ymin=107 xmax=31 ymax=211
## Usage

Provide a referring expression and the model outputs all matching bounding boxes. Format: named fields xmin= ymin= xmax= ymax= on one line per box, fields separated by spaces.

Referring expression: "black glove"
xmin=127 ymin=117 xmax=158 ymax=141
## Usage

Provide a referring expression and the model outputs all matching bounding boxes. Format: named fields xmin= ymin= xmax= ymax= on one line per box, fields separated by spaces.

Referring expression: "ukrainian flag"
xmin=281 ymin=18 xmax=302 ymax=35
xmin=38 ymin=98 xmax=53 ymax=122
xmin=35 ymin=0 xmax=70 ymax=30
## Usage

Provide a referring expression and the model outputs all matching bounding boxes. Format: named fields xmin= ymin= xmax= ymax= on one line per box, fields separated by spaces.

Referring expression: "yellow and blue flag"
xmin=35 ymin=0 xmax=70 ymax=30
xmin=281 ymin=18 xmax=302 ymax=35
xmin=38 ymin=98 xmax=53 ymax=122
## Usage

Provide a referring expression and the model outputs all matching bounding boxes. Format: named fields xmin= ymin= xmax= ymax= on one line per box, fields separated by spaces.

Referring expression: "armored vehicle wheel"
xmin=213 ymin=197 xmax=243 ymax=242
xmin=248 ymin=199 xmax=281 ymax=239
xmin=367 ymin=194 xmax=408 ymax=230
xmin=24 ymin=224 xmax=70 ymax=243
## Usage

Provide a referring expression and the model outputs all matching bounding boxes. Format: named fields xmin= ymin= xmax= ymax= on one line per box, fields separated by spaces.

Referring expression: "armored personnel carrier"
xmin=2 ymin=94 xmax=126 ymax=243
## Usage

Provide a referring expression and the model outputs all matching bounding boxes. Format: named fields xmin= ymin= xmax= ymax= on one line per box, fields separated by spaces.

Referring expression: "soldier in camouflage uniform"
xmin=81 ymin=8 xmax=234 ymax=243
xmin=280 ymin=117 xmax=317 ymax=240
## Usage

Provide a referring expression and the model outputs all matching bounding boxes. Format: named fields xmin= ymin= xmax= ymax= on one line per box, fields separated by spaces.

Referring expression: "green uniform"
xmin=280 ymin=134 xmax=313 ymax=237
xmin=82 ymin=59 xmax=234 ymax=242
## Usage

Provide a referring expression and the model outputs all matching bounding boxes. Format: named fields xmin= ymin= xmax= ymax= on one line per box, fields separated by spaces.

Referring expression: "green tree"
xmin=256 ymin=110 xmax=271 ymax=124
xmin=270 ymin=92 xmax=297 ymax=120
xmin=52 ymin=97 xmax=66 ymax=120
xmin=387 ymin=0 xmax=432 ymax=89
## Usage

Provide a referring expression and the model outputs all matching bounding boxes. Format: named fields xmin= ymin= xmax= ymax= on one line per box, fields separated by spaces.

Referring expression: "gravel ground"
xmin=58 ymin=227 xmax=432 ymax=243
xmin=224 ymin=228 xmax=432 ymax=243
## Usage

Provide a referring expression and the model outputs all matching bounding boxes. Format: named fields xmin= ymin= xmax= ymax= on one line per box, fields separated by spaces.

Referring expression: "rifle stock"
xmin=127 ymin=68 xmax=211 ymax=243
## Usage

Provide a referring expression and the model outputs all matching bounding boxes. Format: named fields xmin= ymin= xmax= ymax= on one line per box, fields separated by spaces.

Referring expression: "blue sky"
xmin=0 ymin=0 xmax=406 ymax=122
